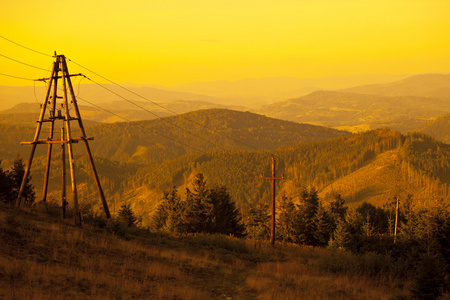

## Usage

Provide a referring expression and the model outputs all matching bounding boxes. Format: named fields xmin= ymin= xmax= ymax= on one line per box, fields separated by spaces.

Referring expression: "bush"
xmin=105 ymin=218 xmax=128 ymax=238
xmin=410 ymin=253 xmax=446 ymax=300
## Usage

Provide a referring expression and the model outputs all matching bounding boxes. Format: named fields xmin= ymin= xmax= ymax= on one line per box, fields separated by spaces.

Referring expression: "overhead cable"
xmin=0 ymin=72 xmax=35 ymax=81
xmin=0 ymin=53 xmax=48 ymax=71
xmin=68 ymin=58 xmax=258 ymax=151
xmin=0 ymin=35 xmax=52 ymax=57
xmin=84 ymin=76 xmax=228 ymax=151
xmin=76 ymin=95 xmax=207 ymax=154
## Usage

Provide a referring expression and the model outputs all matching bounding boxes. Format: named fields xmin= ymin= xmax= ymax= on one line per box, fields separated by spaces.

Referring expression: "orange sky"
xmin=1 ymin=0 xmax=449 ymax=86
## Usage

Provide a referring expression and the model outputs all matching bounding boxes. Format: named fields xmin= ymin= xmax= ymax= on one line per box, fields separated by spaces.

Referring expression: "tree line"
xmin=150 ymin=175 xmax=449 ymax=298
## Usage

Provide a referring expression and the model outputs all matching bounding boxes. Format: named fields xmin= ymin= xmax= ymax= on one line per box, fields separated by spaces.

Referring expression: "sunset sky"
xmin=1 ymin=0 xmax=449 ymax=86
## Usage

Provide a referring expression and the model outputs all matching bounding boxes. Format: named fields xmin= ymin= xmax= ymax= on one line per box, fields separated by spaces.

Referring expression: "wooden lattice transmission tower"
xmin=15 ymin=53 xmax=111 ymax=225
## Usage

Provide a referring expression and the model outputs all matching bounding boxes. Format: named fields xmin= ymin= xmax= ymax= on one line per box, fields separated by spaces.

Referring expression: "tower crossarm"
xmin=20 ymin=137 xmax=93 ymax=145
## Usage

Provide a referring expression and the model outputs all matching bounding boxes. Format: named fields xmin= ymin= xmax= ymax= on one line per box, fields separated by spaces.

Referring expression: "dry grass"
xmin=0 ymin=203 xmax=411 ymax=299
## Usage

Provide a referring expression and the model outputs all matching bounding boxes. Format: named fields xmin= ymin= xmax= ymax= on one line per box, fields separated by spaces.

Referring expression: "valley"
xmin=1 ymin=73 xmax=449 ymax=299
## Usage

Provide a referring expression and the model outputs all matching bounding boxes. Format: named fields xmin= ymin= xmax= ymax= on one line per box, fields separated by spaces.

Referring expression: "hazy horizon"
xmin=1 ymin=0 xmax=450 ymax=87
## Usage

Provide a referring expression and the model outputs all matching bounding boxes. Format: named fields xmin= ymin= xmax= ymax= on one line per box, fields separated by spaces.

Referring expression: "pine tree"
xmin=118 ymin=204 xmax=138 ymax=227
xmin=152 ymin=186 xmax=178 ymax=231
xmin=9 ymin=157 xmax=35 ymax=205
xmin=244 ymin=202 xmax=271 ymax=240
xmin=277 ymin=194 xmax=296 ymax=242
xmin=329 ymin=194 xmax=347 ymax=222
xmin=329 ymin=220 xmax=351 ymax=250
xmin=183 ymin=173 xmax=211 ymax=233
xmin=0 ymin=160 xmax=12 ymax=203
xmin=315 ymin=204 xmax=332 ymax=247
xmin=328 ymin=194 xmax=348 ymax=241
xmin=162 ymin=186 xmax=185 ymax=233
xmin=208 ymin=184 xmax=244 ymax=236
xmin=294 ymin=188 xmax=319 ymax=245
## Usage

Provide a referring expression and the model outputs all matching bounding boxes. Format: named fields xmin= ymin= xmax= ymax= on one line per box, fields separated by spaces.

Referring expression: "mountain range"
xmin=253 ymin=90 xmax=450 ymax=133
xmin=1 ymin=108 xmax=448 ymax=226
xmin=2 ymin=73 xmax=449 ymax=134
xmin=1 ymin=73 xmax=449 ymax=226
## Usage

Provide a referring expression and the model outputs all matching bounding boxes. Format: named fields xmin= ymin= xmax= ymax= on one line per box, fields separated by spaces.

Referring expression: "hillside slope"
xmin=0 ymin=203 xmax=407 ymax=299
xmin=116 ymin=130 xmax=449 ymax=226
xmin=418 ymin=113 xmax=450 ymax=144
xmin=86 ymin=109 xmax=351 ymax=164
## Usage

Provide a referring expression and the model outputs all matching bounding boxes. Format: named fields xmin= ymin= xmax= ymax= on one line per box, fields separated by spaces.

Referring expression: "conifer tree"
xmin=0 ymin=160 xmax=12 ymax=203
xmin=294 ymin=188 xmax=319 ymax=245
xmin=9 ymin=157 xmax=35 ymax=205
xmin=329 ymin=194 xmax=347 ymax=222
xmin=208 ymin=184 xmax=244 ymax=236
xmin=244 ymin=202 xmax=270 ymax=240
xmin=152 ymin=186 xmax=179 ymax=231
xmin=315 ymin=204 xmax=332 ymax=247
xmin=277 ymin=194 xmax=296 ymax=242
xmin=153 ymin=174 xmax=244 ymax=236
xmin=118 ymin=204 xmax=138 ymax=227
xmin=328 ymin=194 xmax=348 ymax=241
xmin=329 ymin=220 xmax=352 ymax=250
xmin=183 ymin=173 xmax=211 ymax=233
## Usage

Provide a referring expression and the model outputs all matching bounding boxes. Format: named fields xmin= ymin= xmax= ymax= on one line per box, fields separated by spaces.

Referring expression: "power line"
xmin=68 ymin=58 xmax=258 ymax=151
xmin=84 ymin=76 xmax=228 ymax=151
xmin=0 ymin=53 xmax=48 ymax=71
xmin=0 ymin=72 xmax=35 ymax=81
xmin=0 ymin=35 xmax=256 ymax=150
xmin=76 ymin=95 xmax=207 ymax=154
xmin=0 ymin=35 xmax=52 ymax=57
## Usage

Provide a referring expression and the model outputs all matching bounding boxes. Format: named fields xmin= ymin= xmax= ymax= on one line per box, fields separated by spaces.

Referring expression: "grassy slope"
xmin=0 ymin=203 xmax=408 ymax=299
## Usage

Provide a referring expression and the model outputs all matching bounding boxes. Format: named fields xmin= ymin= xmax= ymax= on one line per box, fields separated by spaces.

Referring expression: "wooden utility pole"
xmin=61 ymin=127 xmax=67 ymax=219
xmin=261 ymin=155 xmax=284 ymax=245
xmin=394 ymin=196 xmax=399 ymax=244
xmin=16 ymin=53 xmax=111 ymax=225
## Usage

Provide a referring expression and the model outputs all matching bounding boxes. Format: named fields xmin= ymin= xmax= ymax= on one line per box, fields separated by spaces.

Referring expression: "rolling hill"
xmin=115 ymin=129 xmax=449 ymax=226
xmin=1 ymin=108 xmax=449 ymax=227
xmin=253 ymin=90 xmax=450 ymax=133
xmin=340 ymin=74 xmax=450 ymax=98
xmin=86 ymin=109 xmax=351 ymax=164
xmin=0 ymin=83 xmax=220 ymax=111
xmin=0 ymin=100 xmax=244 ymax=125
xmin=418 ymin=113 xmax=450 ymax=144
xmin=0 ymin=108 xmax=351 ymax=169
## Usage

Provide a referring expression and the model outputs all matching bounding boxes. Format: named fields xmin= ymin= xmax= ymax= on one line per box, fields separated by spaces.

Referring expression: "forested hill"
xmin=118 ymin=129 xmax=450 ymax=225
xmin=418 ymin=113 xmax=450 ymax=144
xmin=86 ymin=109 xmax=351 ymax=164
xmin=253 ymin=90 xmax=450 ymax=133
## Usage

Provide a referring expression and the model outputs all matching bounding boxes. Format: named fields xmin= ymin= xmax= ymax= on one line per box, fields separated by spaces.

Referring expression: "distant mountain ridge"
xmin=171 ymin=74 xmax=408 ymax=104
xmin=254 ymin=90 xmax=450 ymax=133
xmin=0 ymin=100 xmax=244 ymax=124
xmin=340 ymin=74 xmax=450 ymax=98
xmin=0 ymin=83 xmax=220 ymax=111
xmin=0 ymin=74 xmax=409 ymax=111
